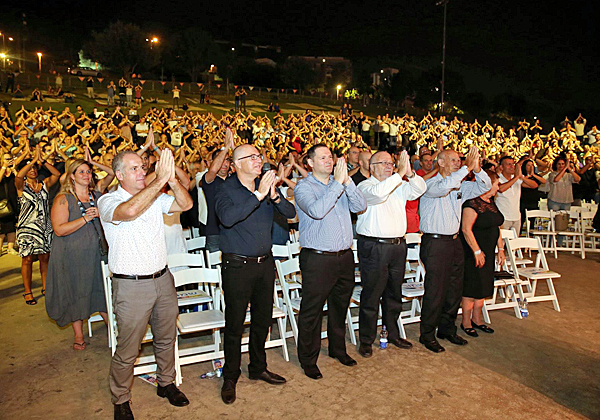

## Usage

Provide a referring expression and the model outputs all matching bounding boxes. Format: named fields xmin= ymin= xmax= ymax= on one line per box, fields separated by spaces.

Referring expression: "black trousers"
xmin=221 ymin=254 xmax=275 ymax=381
xmin=419 ymin=235 xmax=464 ymax=341
xmin=297 ymin=249 xmax=354 ymax=367
xmin=357 ymin=239 xmax=407 ymax=344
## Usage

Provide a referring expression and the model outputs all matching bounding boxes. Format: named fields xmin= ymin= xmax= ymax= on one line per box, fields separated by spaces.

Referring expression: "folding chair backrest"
xmin=168 ymin=253 xmax=205 ymax=269
xmin=526 ymin=209 xmax=555 ymax=236
xmin=182 ymin=228 xmax=192 ymax=240
xmin=173 ymin=267 xmax=221 ymax=288
xmin=506 ymin=237 xmax=546 ymax=270
xmin=500 ymin=228 xmax=517 ymax=240
xmin=406 ymin=233 xmax=422 ymax=245
xmin=272 ymin=244 xmax=290 ymax=259
xmin=275 ymin=258 xmax=301 ymax=296
xmin=101 ymin=261 xmax=117 ymax=355
xmin=186 ymin=236 xmax=206 ymax=253
xmin=287 ymin=241 xmax=301 ymax=258
xmin=352 ymin=239 xmax=359 ymax=264
xmin=205 ymin=250 xmax=222 ymax=268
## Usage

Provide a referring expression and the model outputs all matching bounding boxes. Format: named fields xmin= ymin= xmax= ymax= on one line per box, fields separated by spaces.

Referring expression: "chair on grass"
xmin=505 ymin=237 xmax=562 ymax=312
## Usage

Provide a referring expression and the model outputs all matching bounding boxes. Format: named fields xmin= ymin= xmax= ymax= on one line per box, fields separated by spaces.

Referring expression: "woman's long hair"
xmin=59 ymin=158 xmax=95 ymax=197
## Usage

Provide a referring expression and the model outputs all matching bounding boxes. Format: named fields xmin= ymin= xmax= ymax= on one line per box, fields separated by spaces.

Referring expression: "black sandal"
xmin=460 ymin=323 xmax=478 ymax=337
xmin=471 ymin=321 xmax=494 ymax=334
xmin=23 ymin=292 xmax=37 ymax=305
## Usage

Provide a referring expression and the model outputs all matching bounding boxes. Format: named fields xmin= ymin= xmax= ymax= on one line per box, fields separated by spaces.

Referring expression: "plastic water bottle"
xmin=521 ymin=299 xmax=529 ymax=318
xmin=379 ymin=326 xmax=388 ymax=349
xmin=517 ymin=298 xmax=529 ymax=318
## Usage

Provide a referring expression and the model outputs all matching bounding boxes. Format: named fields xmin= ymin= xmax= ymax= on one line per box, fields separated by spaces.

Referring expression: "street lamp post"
xmin=0 ymin=53 xmax=5 ymax=69
xmin=336 ymin=84 xmax=342 ymax=101
xmin=37 ymin=52 xmax=42 ymax=73
xmin=436 ymin=0 xmax=449 ymax=114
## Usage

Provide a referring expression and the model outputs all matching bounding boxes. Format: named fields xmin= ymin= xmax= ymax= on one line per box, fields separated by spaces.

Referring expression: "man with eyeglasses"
xmin=215 ymin=144 xmax=295 ymax=404
xmin=355 ymin=150 xmax=426 ymax=357
xmin=294 ymin=144 xmax=366 ymax=380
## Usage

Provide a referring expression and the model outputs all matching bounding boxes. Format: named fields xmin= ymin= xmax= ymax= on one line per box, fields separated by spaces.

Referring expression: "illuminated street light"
xmin=336 ymin=84 xmax=342 ymax=101
xmin=231 ymin=47 xmax=235 ymax=51
xmin=322 ymin=58 xmax=326 ymax=63
xmin=8 ymin=37 xmax=13 ymax=41
xmin=0 ymin=53 xmax=5 ymax=69
xmin=37 ymin=52 xmax=42 ymax=73
xmin=152 ymin=37 xmax=158 ymax=43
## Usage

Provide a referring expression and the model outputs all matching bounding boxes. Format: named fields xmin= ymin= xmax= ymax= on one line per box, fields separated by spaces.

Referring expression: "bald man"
xmin=418 ymin=147 xmax=491 ymax=353
xmin=215 ymin=144 xmax=296 ymax=404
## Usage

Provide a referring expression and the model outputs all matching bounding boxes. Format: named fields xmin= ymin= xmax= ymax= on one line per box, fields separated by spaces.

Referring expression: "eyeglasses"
xmin=371 ymin=161 xmax=395 ymax=168
xmin=236 ymin=154 xmax=263 ymax=162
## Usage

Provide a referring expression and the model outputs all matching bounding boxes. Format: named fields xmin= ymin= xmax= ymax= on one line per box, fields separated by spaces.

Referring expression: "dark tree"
xmin=83 ymin=21 xmax=158 ymax=77
xmin=281 ymin=57 xmax=317 ymax=89
xmin=169 ymin=28 xmax=221 ymax=83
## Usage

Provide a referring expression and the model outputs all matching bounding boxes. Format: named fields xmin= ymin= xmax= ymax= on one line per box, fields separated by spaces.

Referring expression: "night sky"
xmin=1 ymin=0 xmax=599 ymax=117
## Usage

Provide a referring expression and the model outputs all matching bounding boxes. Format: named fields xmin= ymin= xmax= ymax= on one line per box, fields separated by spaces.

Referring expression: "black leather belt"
xmin=304 ymin=248 xmax=350 ymax=257
xmin=423 ymin=233 xmax=459 ymax=240
xmin=223 ymin=253 xmax=270 ymax=264
xmin=359 ymin=235 xmax=405 ymax=245
xmin=112 ymin=266 xmax=168 ymax=280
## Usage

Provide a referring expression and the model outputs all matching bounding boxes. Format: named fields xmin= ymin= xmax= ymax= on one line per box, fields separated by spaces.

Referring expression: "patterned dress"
xmin=16 ymin=182 xmax=53 ymax=257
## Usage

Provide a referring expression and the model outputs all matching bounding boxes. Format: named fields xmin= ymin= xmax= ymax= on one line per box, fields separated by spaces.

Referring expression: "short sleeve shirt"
xmin=98 ymin=186 xmax=175 ymax=275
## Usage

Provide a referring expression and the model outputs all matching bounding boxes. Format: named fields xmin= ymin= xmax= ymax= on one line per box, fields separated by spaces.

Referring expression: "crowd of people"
xmin=1 ymin=101 xmax=600 ymax=419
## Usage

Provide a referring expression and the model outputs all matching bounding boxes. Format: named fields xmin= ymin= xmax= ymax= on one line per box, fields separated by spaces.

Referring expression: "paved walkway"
xmin=0 ymin=251 xmax=598 ymax=419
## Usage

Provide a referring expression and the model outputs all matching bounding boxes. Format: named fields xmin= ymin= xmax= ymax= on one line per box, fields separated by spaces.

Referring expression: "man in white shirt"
xmin=496 ymin=156 xmax=537 ymax=233
xmin=356 ymin=150 xmax=426 ymax=357
xmin=98 ymin=150 xmax=193 ymax=420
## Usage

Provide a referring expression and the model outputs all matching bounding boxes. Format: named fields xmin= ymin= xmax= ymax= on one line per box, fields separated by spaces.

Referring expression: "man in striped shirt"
xmin=418 ymin=147 xmax=491 ymax=353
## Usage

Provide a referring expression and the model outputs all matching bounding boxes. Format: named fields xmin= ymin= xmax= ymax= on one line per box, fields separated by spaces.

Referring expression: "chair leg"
xmin=482 ymin=301 xmax=491 ymax=324
xmin=546 ymin=279 xmax=561 ymax=312
xmin=397 ymin=315 xmax=407 ymax=339
xmin=276 ymin=316 xmax=290 ymax=362
xmin=346 ymin=308 xmax=357 ymax=346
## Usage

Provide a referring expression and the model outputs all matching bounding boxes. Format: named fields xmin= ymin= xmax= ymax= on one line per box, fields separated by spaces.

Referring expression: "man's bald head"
xmin=232 ymin=144 xmax=256 ymax=161
xmin=358 ymin=151 xmax=372 ymax=169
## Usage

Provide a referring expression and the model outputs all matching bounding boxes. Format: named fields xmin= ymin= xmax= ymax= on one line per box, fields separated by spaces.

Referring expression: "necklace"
xmin=75 ymin=190 xmax=95 ymax=223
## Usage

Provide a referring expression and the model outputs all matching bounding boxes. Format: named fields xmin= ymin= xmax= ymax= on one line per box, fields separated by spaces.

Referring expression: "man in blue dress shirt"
xmin=418 ymin=147 xmax=491 ymax=353
xmin=294 ymin=144 xmax=367 ymax=380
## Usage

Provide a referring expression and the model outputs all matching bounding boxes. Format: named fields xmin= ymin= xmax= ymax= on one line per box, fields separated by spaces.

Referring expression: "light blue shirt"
xmin=419 ymin=167 xmax=491 ymax=235
xmin=295 ymin=174 xmax=367 ymax=252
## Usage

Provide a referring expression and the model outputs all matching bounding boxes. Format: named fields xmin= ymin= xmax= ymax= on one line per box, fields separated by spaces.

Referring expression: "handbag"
xmin=0 ymin=182 xmax=14 ymax=219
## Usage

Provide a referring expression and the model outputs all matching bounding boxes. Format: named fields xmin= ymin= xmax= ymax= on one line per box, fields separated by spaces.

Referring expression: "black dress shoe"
xmin=389 ymin=338 xmax=413 ymax=349
xmin=419 ymin=337 xmax=445 ymax=353
xmin=114 ymin=401 xmax=134 ymax=420
xmin=460 ymin=324 xmax=479 ymax=337
xmin=221 ymin=380 xmax=236 ymax=404
xmin=471 ymin=321 xmax=494 ymax=334
xmin=437 ymin=333 xmax=468 ymax=345
xmin=329 ymin=353 xmax=357 ymax=366
xmin=248 ymin=370 xmax=286 ymax=384
xmin=357 ymin=343 xmax=373 ymax=358
xmin=302 ymin=365 xmax=323 ymax=380
xmin=157 ymin=383 xmax=189 ymax=407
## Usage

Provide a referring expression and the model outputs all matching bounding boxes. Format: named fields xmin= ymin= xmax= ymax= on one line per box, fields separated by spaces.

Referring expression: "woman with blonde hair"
xmin=45 ymin=158 xmax=108 ymax=351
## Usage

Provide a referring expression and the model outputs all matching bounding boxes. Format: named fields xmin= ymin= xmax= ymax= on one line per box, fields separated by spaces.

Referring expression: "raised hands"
xmin=464 ymin=146 xmax=480 ymax=172
xmin=155 ymin=148 xmax=176 ymax=185
xmin=257 ymin=170 xmax=277 ymax=201
xmin=225 ymin=127 xmax=235 ymax=150
xmin=334 ymin=156 xmax=349 ymax=185
xmin=395 ymin=150 xmax=411 ymax=178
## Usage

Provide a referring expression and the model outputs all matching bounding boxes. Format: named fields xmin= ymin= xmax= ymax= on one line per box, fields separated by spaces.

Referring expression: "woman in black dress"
xmin=460 ymin=169 xmax=505 ymax=337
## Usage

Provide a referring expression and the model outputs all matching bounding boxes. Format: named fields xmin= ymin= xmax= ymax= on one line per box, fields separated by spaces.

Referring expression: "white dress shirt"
xmin=357 ymin=173 xmax=427 ymax=238
xmin=98 ymin=186 xmax=175 ymax=275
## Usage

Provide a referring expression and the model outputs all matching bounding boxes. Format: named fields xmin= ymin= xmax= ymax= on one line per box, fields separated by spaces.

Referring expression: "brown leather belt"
xmin=112 ymin=266 xmax=168 ymax=280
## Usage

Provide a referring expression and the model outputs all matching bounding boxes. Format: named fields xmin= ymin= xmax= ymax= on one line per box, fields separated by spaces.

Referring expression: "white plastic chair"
xmin=185 ymin=236 xmax=206 ymax=254
xmin=175 ymin=268 xmax=226 ymax=377
xmin=526 ymin=209 xmax=557 ymax=258
xmin=276 ymin=257 xmax=355 ymax=346
xmin=505 ymin=237 xmax=562 ymax=312
xmin=205 ymin=250 xmax=222 ymax=268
